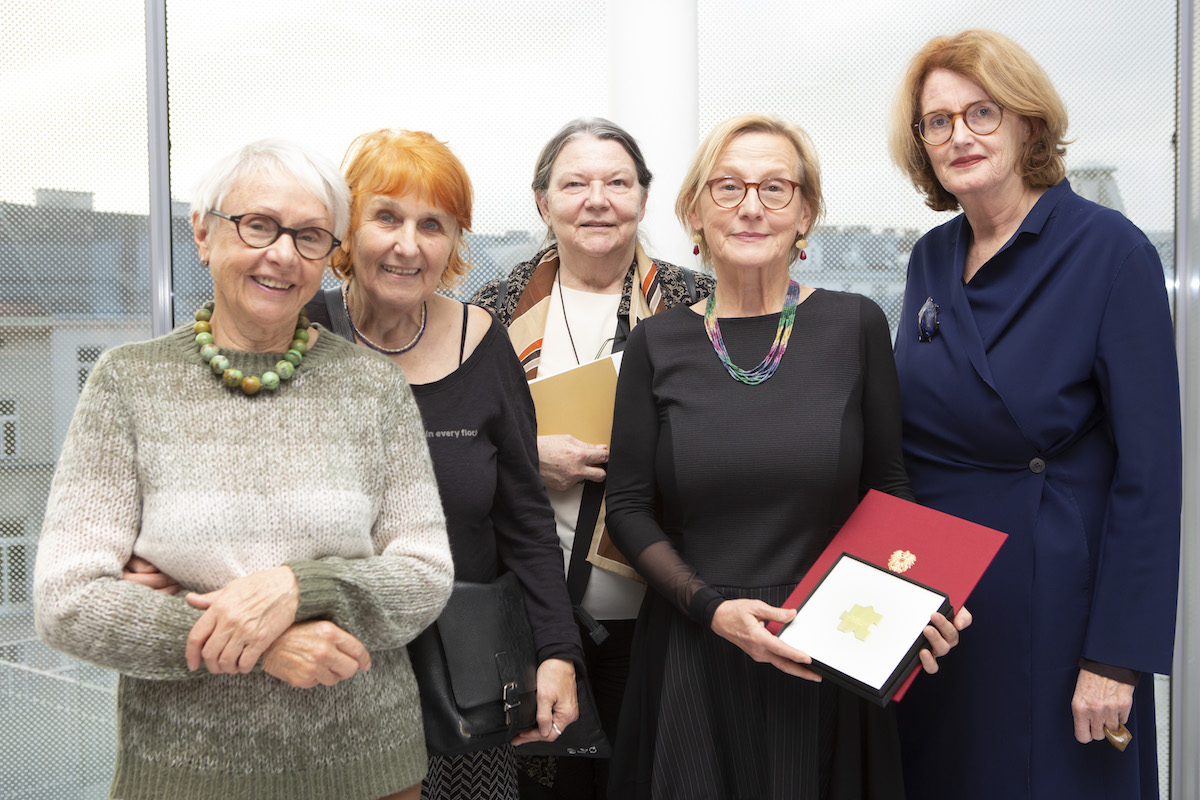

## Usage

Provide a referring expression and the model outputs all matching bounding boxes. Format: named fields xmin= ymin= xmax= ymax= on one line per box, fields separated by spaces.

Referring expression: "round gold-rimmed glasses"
xmin=913 ymin=100 xmax=1004 ymax=146
xmin=705 ymin=176 xmax=800 ymax=210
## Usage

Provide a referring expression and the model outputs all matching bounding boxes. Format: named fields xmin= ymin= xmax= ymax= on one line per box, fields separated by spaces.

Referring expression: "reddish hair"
xmin=333 ymin=129 xmax=474 ymax=287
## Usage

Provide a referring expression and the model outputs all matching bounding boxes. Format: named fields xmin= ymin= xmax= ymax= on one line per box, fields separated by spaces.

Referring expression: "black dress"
xmin=605 ymin=290 xmax=911 ymax=800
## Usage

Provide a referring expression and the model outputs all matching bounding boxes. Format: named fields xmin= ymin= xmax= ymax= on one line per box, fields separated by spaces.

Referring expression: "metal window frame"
xmin=146 ymin=0 xmax=173 ymax=336
xmin=1172 ymin=1 xmax=1197 ymax=797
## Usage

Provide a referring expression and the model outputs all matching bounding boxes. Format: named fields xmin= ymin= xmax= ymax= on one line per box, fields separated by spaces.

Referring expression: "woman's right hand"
xmin=710 ymin=599 xmax=822 ymax=681
xmin=184 ymin=566 xmax=300 ymax=674
xmin=537 ymin=434 xmax=608 ymax=491
xmin=262 ymin=620 xmax=371 ymax=689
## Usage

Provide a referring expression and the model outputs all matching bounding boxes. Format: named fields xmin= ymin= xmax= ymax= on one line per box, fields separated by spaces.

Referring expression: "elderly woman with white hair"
xmin=33 ymin=139 xmax=453 ymax=800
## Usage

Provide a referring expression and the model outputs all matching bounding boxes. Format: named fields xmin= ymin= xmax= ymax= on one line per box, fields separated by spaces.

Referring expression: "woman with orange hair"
xmin=302 ymin=129 xmax=585 ymax=799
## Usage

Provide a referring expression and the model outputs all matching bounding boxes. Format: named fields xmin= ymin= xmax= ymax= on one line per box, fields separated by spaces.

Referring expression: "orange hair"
xmin=333 ymin=129 xmax=474 ymax=287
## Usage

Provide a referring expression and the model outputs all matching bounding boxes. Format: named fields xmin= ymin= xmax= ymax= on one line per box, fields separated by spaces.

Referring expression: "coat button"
xmin=1029 ymin=457 xmax=1046 ymax=474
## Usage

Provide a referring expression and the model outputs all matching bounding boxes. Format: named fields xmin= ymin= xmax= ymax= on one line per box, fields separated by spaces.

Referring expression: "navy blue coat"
xmin=894 ymin=181 xmax=1180 ymax=800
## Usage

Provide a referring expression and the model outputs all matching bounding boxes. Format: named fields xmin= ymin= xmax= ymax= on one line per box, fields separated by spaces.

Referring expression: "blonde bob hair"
xmin=675 ymin=114 xmax=824 ymax=269
xmin=889 ymin=29 xmax=1070 ymax=212
xmin=333 ymin=129 xmax=473 ymax=288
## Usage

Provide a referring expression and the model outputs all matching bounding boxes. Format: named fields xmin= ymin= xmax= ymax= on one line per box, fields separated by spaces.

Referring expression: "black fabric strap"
xmin=566 ymin=306 xmax=638 ymax=647
xmin=458 ymin=302 xmax=469 ymax=366
xmin=683 ymin=267 xmax=697 ymax=304
xmin=496 ymin=277 xmax=509 ymax=323
xmin=569 ymin=481 xmax=609 ymax=646
xmin=322 ymin=287 xmax=355 ymax=341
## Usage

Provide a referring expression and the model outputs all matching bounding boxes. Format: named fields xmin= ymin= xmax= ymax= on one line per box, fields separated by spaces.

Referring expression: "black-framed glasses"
xmin=705 ymin=176 xmax=800 ymax=210
xmin=208 ymin=210 xmax=340 ymax=261
xmin=913 ymin=100 xmax=1004 ymax=146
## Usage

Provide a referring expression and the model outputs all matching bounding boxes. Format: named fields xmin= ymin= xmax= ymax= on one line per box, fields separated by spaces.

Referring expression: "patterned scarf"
xmin=507 ymin=242 xmax=668 ymax=380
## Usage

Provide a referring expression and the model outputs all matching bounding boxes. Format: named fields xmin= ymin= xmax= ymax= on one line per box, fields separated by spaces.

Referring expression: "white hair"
xmin=190 ymin=139 xmax=350 ymax=239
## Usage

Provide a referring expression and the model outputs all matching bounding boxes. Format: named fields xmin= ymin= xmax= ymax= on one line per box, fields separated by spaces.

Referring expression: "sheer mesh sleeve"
xmin=606 ymin=324 xmax=726 ymax=628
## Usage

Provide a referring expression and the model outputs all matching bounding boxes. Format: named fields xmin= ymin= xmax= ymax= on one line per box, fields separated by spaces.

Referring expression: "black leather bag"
xmin=513 ymin=672 xmax=611 ymax=758
xmin=410 ymin=572 xmax=611 ymax=758
xmin=410 ymin=573 xmax=539 ymax=756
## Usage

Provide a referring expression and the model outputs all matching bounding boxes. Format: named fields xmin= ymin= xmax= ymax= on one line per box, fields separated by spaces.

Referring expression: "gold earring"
xmin=795 ymin=237 xmax=808 ymax=261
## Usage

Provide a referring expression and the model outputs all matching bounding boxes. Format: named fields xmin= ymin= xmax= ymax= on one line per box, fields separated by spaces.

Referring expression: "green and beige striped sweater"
xmin=34 ymin=324 xmax=453 ymax=800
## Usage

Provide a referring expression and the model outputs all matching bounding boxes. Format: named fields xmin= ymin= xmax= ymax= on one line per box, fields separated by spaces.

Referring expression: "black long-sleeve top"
xmin=605 ymin=290 xmax=912 ymax=629
xmin=307 ymin=296 xmax=582 ymax=665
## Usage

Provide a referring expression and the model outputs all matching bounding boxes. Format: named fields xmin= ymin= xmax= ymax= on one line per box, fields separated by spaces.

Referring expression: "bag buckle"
xmin=503 ymin=681 xmax=520 ymax=721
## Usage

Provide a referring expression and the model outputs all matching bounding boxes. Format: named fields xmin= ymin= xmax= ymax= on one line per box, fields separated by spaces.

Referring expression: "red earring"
xmin=795 ymin=237 xmax=808 ymax=261
xmin=692 ymin=232 xmax=702 ymax=256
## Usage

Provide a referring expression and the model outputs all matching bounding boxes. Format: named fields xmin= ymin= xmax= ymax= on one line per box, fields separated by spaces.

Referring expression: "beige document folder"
xmin=528 ymin=354 xmax=620 ymax=445
xmin=528 ymin=354 xmax=641 ymax=581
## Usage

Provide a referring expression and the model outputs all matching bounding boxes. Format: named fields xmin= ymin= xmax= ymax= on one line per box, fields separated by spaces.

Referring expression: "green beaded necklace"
xmin=192 ymin=302 xmax=310 ymax=395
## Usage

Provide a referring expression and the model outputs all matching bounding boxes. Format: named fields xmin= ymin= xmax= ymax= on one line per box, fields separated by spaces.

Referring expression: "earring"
xmin=795 ymin=237 xmax=808 ymax=261
xmin=201 ymin=260 xmax=209 ymax=268
xmin=692 ymin=232 xmax=702 ymax=256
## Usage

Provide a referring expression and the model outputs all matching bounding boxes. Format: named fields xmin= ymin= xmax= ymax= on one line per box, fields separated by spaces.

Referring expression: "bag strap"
xmin=569 ymin=480 xmax=608 ymax=645
xmin=496 ymin=276 xmax=509 ymax=323
xmin=322 ymin=286 xmax=355 ymax=341
xmin=683 ymin=266 xmax=697 ymax=304
xmin=567 ymin=301 xmax=637 ymax=647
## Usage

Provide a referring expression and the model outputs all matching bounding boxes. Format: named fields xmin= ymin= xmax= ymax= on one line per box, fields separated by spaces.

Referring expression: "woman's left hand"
xmin=1071 ymin=668 xmax=1135 ymax=744
xmin=184 ymin=565 xmax=300 ymax=674
xmin=510 ymin=658 xmax=579 ymax=746
xmin=121 ymin=556 xmax=182 ymax=595
xmin=918 ymin=605 xmax=972 ymax=674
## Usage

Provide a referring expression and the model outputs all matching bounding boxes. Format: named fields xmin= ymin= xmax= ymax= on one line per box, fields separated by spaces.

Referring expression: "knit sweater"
xmin=33 ymin=324 xmax=454 ymax=800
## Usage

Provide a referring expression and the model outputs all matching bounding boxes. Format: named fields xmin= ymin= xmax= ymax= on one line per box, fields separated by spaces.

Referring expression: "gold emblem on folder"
xmin=888 ymin=550 xmax=916 ymax=573
xmin=838 ymin=604 xmax=883 ymax=642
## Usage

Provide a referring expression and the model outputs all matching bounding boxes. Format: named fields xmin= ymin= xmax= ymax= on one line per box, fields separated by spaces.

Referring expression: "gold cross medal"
xmin=838 ymin=604 xmax=883 ymax=642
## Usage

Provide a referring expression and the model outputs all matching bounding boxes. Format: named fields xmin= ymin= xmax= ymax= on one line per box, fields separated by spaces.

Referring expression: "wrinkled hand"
xmin=262 ymin=620 xmax=371 ymax=689
xmin=537 ymin=434 xmax=608 ymax=491
xmin=121 ymin=556 xmax=182 ymax=595
xmin=918 ymin=606 xmax=972 ymax=674
xmin=184 ymin=565 xmax=299 ymax=674
xmin=511 ymin=658 xmax=579 ymax=746
xmin=711 ymin=599 xmax=821 ymax=681
xmin=1072 ymin=667 xmax=1134 ymax=744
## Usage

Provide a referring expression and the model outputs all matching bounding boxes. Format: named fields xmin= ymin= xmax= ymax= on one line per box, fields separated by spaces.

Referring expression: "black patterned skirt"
xmin=421 ymin=745 xmax=518 ymax=800
xmin=608 ymin=584 xmax=905 ymax=800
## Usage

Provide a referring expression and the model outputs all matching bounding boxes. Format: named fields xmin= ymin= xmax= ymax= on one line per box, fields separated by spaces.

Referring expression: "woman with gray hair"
xmin=34 ymin=138 xmax=453 ymax=800
xmin=472 ymin=118 xmax=713 ymax=799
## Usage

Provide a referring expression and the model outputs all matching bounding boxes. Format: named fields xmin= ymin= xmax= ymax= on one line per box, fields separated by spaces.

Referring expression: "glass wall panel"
xmin=698 ymin=2 xmax=1177 ymax=335
xmin=697 ymin=3 xmax=1176 ymax=795
xmin=2 ymin=1 xmax=1180 ymax=796
xmin=164 ymin=0 xmax=611 ymax=316
xmin=0 ymin=1 xmax=151 ymax=797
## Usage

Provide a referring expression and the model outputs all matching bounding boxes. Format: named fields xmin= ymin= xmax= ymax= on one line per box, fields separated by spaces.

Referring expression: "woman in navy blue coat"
xmin=888 ymin=30 xmax=1181 ymax=800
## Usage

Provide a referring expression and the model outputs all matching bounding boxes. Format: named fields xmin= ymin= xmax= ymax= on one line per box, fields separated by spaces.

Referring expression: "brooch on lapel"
xmin=917 ymin=297 xmax=940 ymax=342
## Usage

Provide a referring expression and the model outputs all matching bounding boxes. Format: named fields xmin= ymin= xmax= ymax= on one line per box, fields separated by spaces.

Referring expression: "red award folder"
xmin=767 ymin=489 xmax=1007 ymax=701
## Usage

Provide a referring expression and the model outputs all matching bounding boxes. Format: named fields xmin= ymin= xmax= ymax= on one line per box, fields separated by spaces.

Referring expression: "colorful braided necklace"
xmin=193 ymin=302 xmax=310 ymax=395
xmin=703 ymin=280 xmax=801 ymax=385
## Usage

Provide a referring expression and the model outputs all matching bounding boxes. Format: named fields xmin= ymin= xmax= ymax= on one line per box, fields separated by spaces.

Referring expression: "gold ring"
xmin=1104 ymin=722 xmax=1132 ymax=752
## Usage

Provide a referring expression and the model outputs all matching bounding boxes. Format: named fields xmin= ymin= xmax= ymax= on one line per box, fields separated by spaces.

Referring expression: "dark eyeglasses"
xmin=209 ymin=210 xmax=340 ymax=261
xmin=913 ymin=100 xmax=1004 ymax=146
xmin=705 ymin=176 xmax=800 ymax=210
xmin=918 ymin=297 xmax=940 ymax=342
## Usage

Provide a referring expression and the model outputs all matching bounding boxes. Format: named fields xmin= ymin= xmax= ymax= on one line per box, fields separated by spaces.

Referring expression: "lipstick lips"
xmin=381 ymin=264 xmax=419 ymax=276
xmin=951 ymin=155 xmax=984 ymax=168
